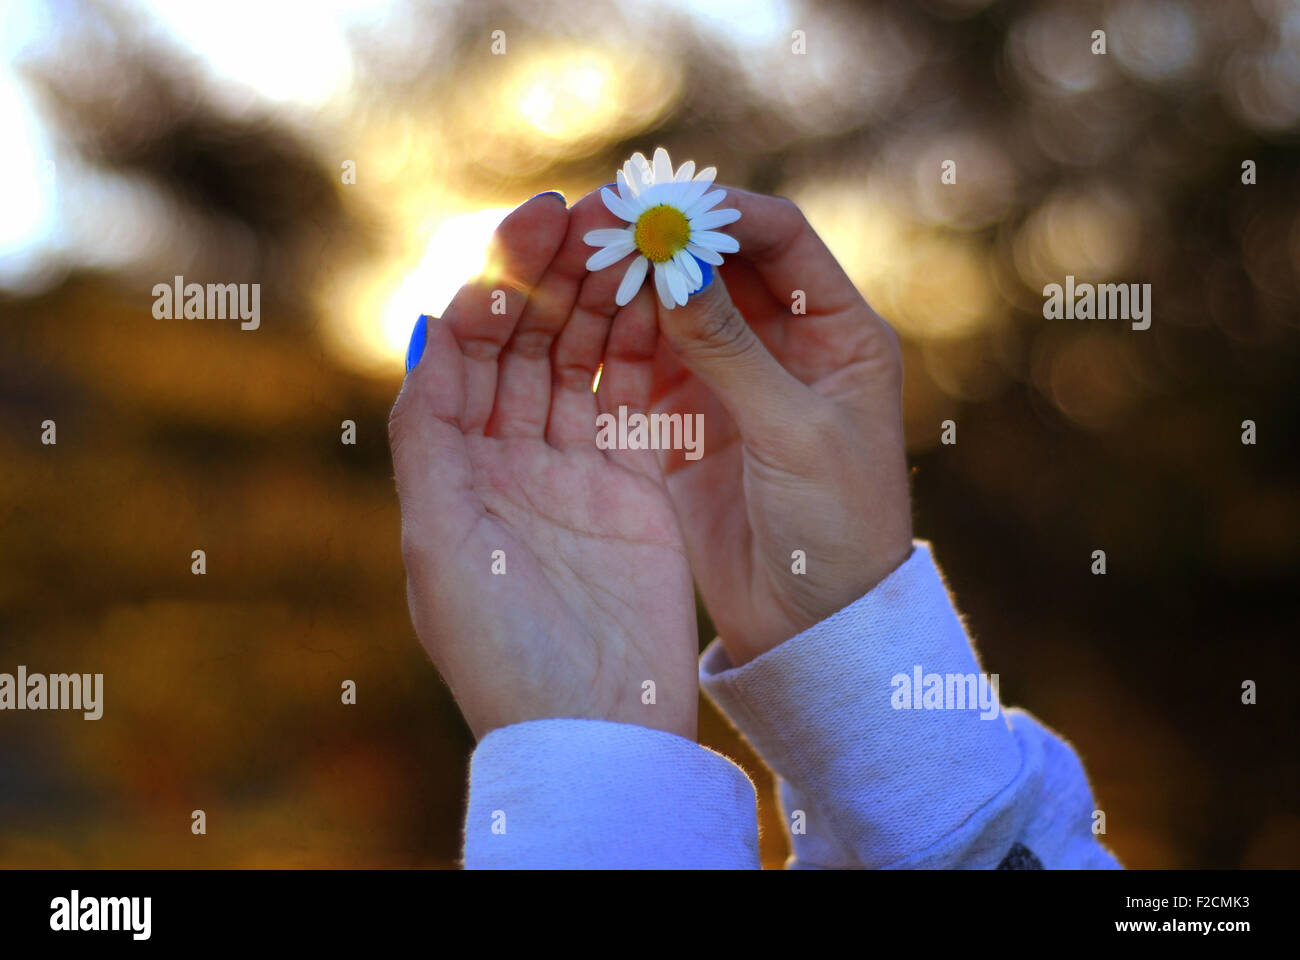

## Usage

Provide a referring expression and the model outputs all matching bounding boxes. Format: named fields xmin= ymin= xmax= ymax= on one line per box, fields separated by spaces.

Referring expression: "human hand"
xmin=388 ymin=192 xmax=699 ymax=740
xmin=647 ymin=188 xmax=914 ymax=666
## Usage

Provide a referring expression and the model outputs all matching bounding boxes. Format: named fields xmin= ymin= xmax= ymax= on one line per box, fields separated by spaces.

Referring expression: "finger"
xmin=656 ymin=270 xmax=821 ymax=461
xmin=538 ymin=186 xmax=646 ymax=446
xmin=720 ymin=187 xmax=864 ymax=315
xmin=713 ymin=187 xmax=899 ymax=388
xmin=489 ymin=188 xmax=618 ymax=438
xmin=649 ymin=332 xmax=737 ymax=478
xmin=594 ymin=283 xmax=664 ymax=479
xmin=388 ymin=315 xmax=481 ymax=552
xmin=598 ymin=283 xmax=659 ymax=417
xmin=716 ymin=256 xmax=785 ymax=347
xmin=543 ymin=301 xmax=608 ymax=446
xmin=444 ymin=192 xmax=569 ymax=433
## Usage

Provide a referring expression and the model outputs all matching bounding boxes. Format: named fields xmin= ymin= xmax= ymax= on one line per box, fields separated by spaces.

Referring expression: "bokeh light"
xmin=1 ymin=0 xmax=1298 ymax=871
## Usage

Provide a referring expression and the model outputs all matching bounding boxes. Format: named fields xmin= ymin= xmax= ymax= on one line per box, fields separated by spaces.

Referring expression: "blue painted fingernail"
xmin=530 ymin=191 xmax=566 ymax=205
xmin=405 ymin=313 xmax=428 ymax=375
xmin=691 ymin=256 xmax=714 ymax=295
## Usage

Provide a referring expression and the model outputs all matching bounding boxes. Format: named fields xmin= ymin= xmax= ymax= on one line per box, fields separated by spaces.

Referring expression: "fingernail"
xmin=405 ymin=314 xmax=428 ymax=375
xmin=691 ymin=256 xmax=714 ymax=296
xmin=530 ymin=191 xmax=566 ymax=205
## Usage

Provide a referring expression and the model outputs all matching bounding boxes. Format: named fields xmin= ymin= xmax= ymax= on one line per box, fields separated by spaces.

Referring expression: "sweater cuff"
xmin=699 ymin=541 xmax=1022 ymax=868
xmin=463 ymin=718 xmax=759 ymax=869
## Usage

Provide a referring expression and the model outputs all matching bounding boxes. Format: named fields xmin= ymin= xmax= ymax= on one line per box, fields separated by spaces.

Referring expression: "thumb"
xmin=388 ymin=314 xmax=477 ymax=547
xmin=656 ymin=266 xmax=811 ymax=445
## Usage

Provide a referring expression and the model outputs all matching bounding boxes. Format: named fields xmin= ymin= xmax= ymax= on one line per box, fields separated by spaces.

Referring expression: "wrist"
xmin=720 ymin=532 xmax=915 ymax=667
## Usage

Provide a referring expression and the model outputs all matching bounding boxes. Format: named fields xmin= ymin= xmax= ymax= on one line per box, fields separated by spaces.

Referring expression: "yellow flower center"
xmin=634 ymin=205 xmax=690 ymax=263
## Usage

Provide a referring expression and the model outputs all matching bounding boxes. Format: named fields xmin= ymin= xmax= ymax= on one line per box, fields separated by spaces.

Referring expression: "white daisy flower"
xmin=583 ymin=147 xmax=741 ymax=311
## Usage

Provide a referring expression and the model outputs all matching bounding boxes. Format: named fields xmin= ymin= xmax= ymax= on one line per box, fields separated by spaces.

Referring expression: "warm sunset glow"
xmin=515 ymin=57 xmax=612 ymax=141
xmin=327 ymin=207 xmax=512 ymax=374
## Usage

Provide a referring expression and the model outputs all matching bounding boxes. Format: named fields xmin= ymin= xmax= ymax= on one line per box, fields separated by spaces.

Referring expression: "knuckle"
xmin=554 ymin=361 xmax=597 ymax=392
xmin=508 ymin=328 xmax=554 ymax=359
xmin=773 ymin=194 xmax=810 ymax=232
xmin=771 ymin=193 xmax=802 ymax=219
xmin=691 ymin=297 xmax=751 ymax=357
xmin=387 ymin=394 xmax=408 ymax=449
xmin=851 ymin=308 xmax=905 ymax=384
xmin=877 ymin=318 xmax=904 ymax=371
xmin=387 ymin=388 xmax=422 ymax=470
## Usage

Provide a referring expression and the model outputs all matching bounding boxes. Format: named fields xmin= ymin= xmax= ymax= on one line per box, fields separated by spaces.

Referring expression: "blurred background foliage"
xmin=0 ymin=0 xmax=1297 ymax=868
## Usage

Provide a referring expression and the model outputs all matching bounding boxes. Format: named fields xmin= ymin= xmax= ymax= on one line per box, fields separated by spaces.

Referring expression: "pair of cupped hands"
xmin=389 ymin=185 xmax=913 ymax=741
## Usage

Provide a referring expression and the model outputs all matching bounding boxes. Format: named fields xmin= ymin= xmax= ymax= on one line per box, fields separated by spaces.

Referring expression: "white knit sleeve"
xmin=700 ymin=541 xmax=1122 ymax=869
xmin=463 ymin=718 xmax=759 ymax=869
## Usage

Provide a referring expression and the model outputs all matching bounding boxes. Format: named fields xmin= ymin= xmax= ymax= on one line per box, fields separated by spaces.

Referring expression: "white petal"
xmin=667 ymin=180 xmax=695 ymax=208
xmin=624 ymin=166 xmax=646 ymax=196
xmin=615 ymin=255 xmax=649 ymax=306
xmin=685 ymin=189 xmax=727 ymax=219
xmin=616 ymin=169 xmax=636 ymax=201
xmin=630 ymin=189 xmax=658 ymax=215
xmin=674 ymin=249 xmax=702 ymax=289
xmin=624 ymin=158 xmax=651 ymax=193
xmin=653 ymin=262 xmax=676 ymax=310
xmin=585 ymin=227 xmax=634 ymax=247
xmin=690 ymin=207 xmax=741 ymax=230
xmin=690 ymin=230 xmax=740 ymax=254
xmin=636 ymin=182 xmax=677 ymax=209
xmin=686 ymin=242 xmax=724 ymax=265
xmin=630 ymin=152 xmax=652 ymax=181
xmin=601 ymin=187 xmax=639 ymax=223
xmin=674 ymin=159 xmax=695 ymax=182
xmin=692 ymin=165 xmax=717 ymax=185
xmin=665 ymin=259 xmax=689 ymax=305
xmin=677 ymin=176 xmax=712 ymax=211
xmin=652 ymin=147 xmax=673 ymax=184
xmin=586 ymin=240 xmax=636 ymax=271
